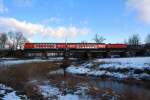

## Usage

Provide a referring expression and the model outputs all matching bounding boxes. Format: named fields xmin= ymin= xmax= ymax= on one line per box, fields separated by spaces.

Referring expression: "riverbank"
xmin=0 ymin=57 xmax=149 ymax=100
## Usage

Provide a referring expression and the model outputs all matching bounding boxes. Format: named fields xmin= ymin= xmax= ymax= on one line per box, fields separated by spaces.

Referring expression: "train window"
xmin=43 ymin=44 xmax=45 ymax=48
xmin=37 ymin=44 xmax=40 ymax=48
xmin=35 ymin=44 xmax=37 ymax=48
xmin=48 ymin=44 xmax=50 ymax=48
xmin=36 ymin=44 xmax=38 ymax=48
xmin=47 ymin=44 xmax=49 ymax=48
xmin=34 ymin=44 xmax=37 ymax=48
xmin=40 ymin=44 xmax=42 ymax=48
xmin=44 ymin=44 xmax=46 ymax=48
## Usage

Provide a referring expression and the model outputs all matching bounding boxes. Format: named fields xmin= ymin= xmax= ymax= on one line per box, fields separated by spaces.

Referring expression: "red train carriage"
xmin=24 ymin=43 xmax=56 ymax=49
xmin=67 ymin=43 xmax=77 ymax=49
xmin=24 ymin=43 xmax=127 ymax=49
xmin=77 ymin=43 xmax=96 ymax=49
xmin=84 ymin=44 xmax=96 ymax=48
xmin=106 ymin=44 xmax=127 ymax=49
xmin=24 ymin=43 xmax=34 ymax=49
xmin=76 ymin=43 xmax=106 ymax=49
xmin=56 ymin=43 xmax=66 ymax=48
xmin=34 ymin=43 xmax=56 ymax=49
xmin=96 ymin=44 xmax=106 ymax=49
xmin=77 ymin=43 xmax=88 ymax=49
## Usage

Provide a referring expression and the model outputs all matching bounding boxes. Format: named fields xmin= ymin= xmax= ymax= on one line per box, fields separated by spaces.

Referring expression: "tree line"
xmin=93 ymin=33 xmax=150 ymax=45
xmin=0 ymin=31 xmax=28 ymax=50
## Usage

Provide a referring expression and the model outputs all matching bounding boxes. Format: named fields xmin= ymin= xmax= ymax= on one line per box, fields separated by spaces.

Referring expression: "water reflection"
xmin=91 ymin=79 xmax=150 ymax=99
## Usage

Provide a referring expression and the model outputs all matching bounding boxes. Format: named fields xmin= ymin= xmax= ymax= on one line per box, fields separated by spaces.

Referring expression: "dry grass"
xmin=0 ymin=61 xmax=61 ymax=99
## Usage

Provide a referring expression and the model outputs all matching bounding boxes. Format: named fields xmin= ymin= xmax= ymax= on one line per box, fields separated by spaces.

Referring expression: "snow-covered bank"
xmin=0 ymin=84 xmax=28 ymax=100
xmin=0 ymin=57 xmax=77 ymax=66
xmin=0 ymin=58 xmax=19 ymax=60
xmin=30 ymin=79 xmax=92 ymax=100
xmin=0 ymin=58 xmax=64 ymax=66
xmin=36 ymin=83 xmax=89 ymax=100
xmin=35 ymin=80 xmax=120 ymax=100
xmin=66 ymin=57 xmax=150 ymax=80
xmin=37 ymin=84 xmax=60 ymax=99
xmin=0 ymin=59 xmax=47 ymax=66
xmin=95 ymin=57 xmax=150 ymax=70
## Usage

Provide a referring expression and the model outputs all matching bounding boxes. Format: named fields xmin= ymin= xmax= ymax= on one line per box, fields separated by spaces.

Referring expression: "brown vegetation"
xmin=0 ymin=61 xmax=61 ymax=99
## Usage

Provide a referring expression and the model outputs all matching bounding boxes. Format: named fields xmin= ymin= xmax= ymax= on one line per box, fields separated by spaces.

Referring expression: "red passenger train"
xmin=24 ymin=43 xmax=127 ymax=49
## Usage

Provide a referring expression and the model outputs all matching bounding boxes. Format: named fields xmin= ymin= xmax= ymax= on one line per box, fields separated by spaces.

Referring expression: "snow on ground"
xmin=0 ymin=84 xmax=28 ymax=100
xmin=36 ymin=82 xmax=119 ymax=100
xmin=59 ymin=94 xmax=79 ymax=100
xmin=0 ymin=58 xmax=19 ymax=60
xmin=37 ymin=84 xmax=60 ymax=98
xmin=0 ymin=57 xmax=64 ymax=66
xmin=0 ymin=57 xmax=77 ymax=67
xmin=3 ymin=92 xmax=21 ymax=100
xmin=67 ymin=65 xmax=90 ymax=74
xmin=35 ymin=80 xmax=92 ymax=100
xmin=0 ymin=59 xmax=51 ymax=67
xmin=66 ymin=65 xmax=130 ymax=79
xmin=95 ymin=57 xmax=150 ymax=70
xmin=66 ymin=62 xmax=93 ymax=75
xmin=37 ymin=84 xmax=83 ymax=100
xmin=66 ymin=57 xmax=150 ymax=80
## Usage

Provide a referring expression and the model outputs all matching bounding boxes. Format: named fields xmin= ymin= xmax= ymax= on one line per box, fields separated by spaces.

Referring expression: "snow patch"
xmin=59 ymin=94 xmax=79 ymax=100
xmin=66 ymin=65 xmax=90 ymax=74
xmin=37 ymin=84 xmax=60 ymax=98
xmin=0 ymin=84 xmax=28 ymax=100
xmin=3 ymin=92 xmax=21 ymax=100
xmin=96 ymin=57 xmax=150 ymax=70
xmin=66 ymin=57 xmax=150 ymax=80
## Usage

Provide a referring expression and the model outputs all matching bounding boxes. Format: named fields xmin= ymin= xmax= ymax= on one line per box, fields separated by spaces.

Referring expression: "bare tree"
xmin=124 ymin=39 xmax=128 ymax=44
xmin=8 ymin=31 xmax=16 ymax=49
xmin=18 ymin=35 xmax=28 ymax=49
xmin=93 ymin=34 xmax=105 ymax=43
xmin=128 ymin=34 xmax=140 ymax=45
xmin=145 ymin=34 xmax=150 ymax=44
xmin=8 ymin=31 xmax=27 ymax=50
xmin=81 ymin=40 xmax=88 ymax=43
xmin=0 ymin=33 xmax=7 ymax=48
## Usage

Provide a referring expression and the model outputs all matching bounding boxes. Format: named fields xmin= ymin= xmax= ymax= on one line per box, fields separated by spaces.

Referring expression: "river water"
xmin=48 ymin=68 xmax=150 ymax=100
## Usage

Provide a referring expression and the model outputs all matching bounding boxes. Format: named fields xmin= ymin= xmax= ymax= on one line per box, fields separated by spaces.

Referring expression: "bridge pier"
xmin=106 ymin=52 xmax=111 ymax=58
xmin=42 ymin=51 xmax=48 ymax=59
xmin=60 ymin=50 xmax=71 ymax=77
xmin=81 ymin=52 xmax=92 ymax=60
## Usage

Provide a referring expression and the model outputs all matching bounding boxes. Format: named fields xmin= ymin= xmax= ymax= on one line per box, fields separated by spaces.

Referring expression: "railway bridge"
xmin=24 ymin=48 xmax=128 ymax=59
xmin=23 ymin=43 xmax=146 ymax=59
xmin=0 ymin=43 xmax=145 ymax=59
